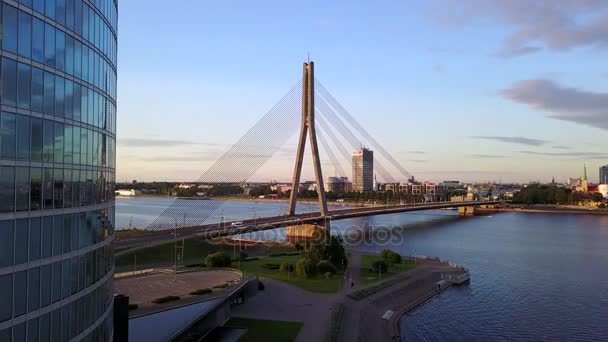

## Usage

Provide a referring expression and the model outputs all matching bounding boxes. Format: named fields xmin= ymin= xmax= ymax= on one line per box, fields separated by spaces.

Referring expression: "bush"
xmin=280 ymin=262 xmax=294 ymax=273
xmin=128 ymin=304 xmax=139 ymax=311
xmin=296 ymin=258 xmax=317 ymax=278
xmin=380 ymin=249 xmax=402 ymax=265
xmin=205 ymin=252 xmax=232 ymax=268
xmin=213 ymin=283 xmax=229 ymax=289
xmin=258 ymin=280 xmax=265 ymax=291
xmin=185 ymin=263 xmax=206 ymax=268
xmin=317 ymin=260 xmax=337 ymax=275
xmin=152 ymin=295 xmax=181 ymax=304
xmin=371 ymin=260 xmax=388 ymax=274
xmin=599 ymin=203 xmax=606 ymax=209
xmin=189 ymin=288 xmax=212 ymax=295
xmin=269 ymin=253 xmax=287 ymax=257
xmin=261 ymin=263 xmax=281 ymax=270
xmin=241 ymin=257 xmax=260 ymax=262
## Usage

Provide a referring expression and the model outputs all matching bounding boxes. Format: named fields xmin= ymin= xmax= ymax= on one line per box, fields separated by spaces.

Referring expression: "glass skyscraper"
xmin=0 ymin=0 xmax=117 ymax=341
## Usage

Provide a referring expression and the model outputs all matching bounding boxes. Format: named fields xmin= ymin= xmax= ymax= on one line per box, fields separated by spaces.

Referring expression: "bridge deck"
xmin=115 ymin=201 xmax=503 ymax=253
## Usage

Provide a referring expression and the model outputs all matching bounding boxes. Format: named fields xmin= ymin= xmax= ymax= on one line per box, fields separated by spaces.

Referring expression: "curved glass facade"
xmin=0 ymin=0 xmax=117 ymax=341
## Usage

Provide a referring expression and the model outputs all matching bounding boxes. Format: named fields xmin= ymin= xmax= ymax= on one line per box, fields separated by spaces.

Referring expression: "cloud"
xmin=408 ymin=159 xmax=428 ymax=163
xmin=470 ymin=136 xmax=549 ymax=146
xmin=519 ymin=151 xmax=608 ymax=159
xmin=434 ymin=1 xmax=608 ymax=57
xmin=552 ymin=145 xmax=570 ymax=150
xmin=433 ymin=64 xmax=445 ymax=74
xmin=502 ymin=79 xmax=608 ymax=130
xmin=120 ymin=138 xmax=215 ymax=147
xmin=470 ymin=154 xmax=505 ymax=159
xmin=408 ymin=151 xmax=426 ymax=155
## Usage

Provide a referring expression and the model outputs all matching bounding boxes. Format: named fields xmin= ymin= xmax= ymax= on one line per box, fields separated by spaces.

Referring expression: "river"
xmin=116 ymin=197 xmax=608 ymax=341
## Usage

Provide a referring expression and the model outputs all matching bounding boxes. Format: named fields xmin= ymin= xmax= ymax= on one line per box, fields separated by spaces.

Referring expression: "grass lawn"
xmin=226 ymin=317 xmax=302 ymax=342
xmin=359 ymin=254 xmax=416 ymax=285
xmin=239 ymin=255 xmax=345 ymax=293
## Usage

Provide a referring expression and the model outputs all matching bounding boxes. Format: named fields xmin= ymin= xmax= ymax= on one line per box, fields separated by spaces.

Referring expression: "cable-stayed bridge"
xmin=116 ymin=61 xmax=504 ymax=251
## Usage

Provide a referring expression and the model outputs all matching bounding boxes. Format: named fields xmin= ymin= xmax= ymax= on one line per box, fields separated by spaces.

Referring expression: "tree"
xmin=296 ymin=258 xmax=316 ymax=278
xmin=592 ymin=192 xmax=604 ymax=202
xmin=280 ymin=262 xmax=294 ymax=273
xmin=205 ymin=252 xmax=231 ymax=267
xmin=317 ymin=260 xmax=337 ymax=275
xmin=371 ymin=260 xmax=388 ymax=274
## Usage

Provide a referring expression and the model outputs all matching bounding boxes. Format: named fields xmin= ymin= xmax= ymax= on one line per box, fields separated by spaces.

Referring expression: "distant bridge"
xmin=115 ymin=200 xmax=504 ymax=253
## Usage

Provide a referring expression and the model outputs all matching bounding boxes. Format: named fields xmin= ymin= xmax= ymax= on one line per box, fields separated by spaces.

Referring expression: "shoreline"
xmin=477 ymin=206 xmax=608 ymax=216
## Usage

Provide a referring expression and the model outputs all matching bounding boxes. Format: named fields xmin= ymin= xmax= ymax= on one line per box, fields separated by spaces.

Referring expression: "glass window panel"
xmin=28 ymin=317 xmax=39 ymax=342
xmin=73 ymin=126 xmax=80 ymax=166
xmin=43 ymin=119 xmax=54 ymax=163
xmin=56 ymin=30 xmax=66 ymax=72
xmin=70 ymin=213 xmax=78 ymax=252
xmin=39 ymin=312 xmax=50 ymax=342
xmin=53 ymin=168 xmax=63 ymax=209
xmin=73 ymin=84 xmax=81 ymax=122
xmin=66 ymin=36 xmax=74 ymax=76
xmin=54 ymin=122 xmax=64 ymax=163
xmin=56 ymin=0 xmax=66 ymax=25
xmin=0 ymin=111 xmax=16 ymax=159
xmin=17 ymin=63 xmax=31 ymax=110
xmin=44 ymin=23 xmax=56 ymax=67
xmin=16 ymin=114 xmax=30 ymax=161
xmin=31 ymin=67 xmax=44 ymax=112
xmin=28 ymin=267 xmax=40 ymax=312
xmin=66 ymin=0 xmax=75 ymax=30
xmin=65 ymin=80 xmax=74 ymax=120
xmin=0 ymin=220 xmax=14 ymax=268
xmin=13 ymin=322 xmax=26 ymax=342
xmin=14 ymin=270 xmax=27 ymax=317
xmin=31 ymin=117 xmax=43 ymax=162
xmin=80 ymin=126 xmax=87 ymax=165
xmin=63 ymin=168 xmax=72 ymax=208
xmin=18 ymin=11 xmax=32 ymax=59
xmin=33 ymin=0 xmax=44 ymax=13
xmin=0 ymin=166 xmax=15 ymax=213
xmin=62 ymin=260 xmax=70 ymax=299
xmin=46 ymin=0 xmax=56 ymax=20
xmin=43 ymin=168 xmax=53 ymax=209
xmin=3 ymin=4 xmax=18 ymax=53
xmin=29 ymin=217 xmax=41 ymax=261
xmin=75 ymin=0 xmax=82 ymax=35
xmin=30 ymin=167 xmax=42 ymax=210
xmin=14 ymin=219 xmax=28 ymax=265
xmin=74 ymin=41 xmax=82 ymax=78
xmin=2 ymin=58 xmax=18 ymax=107
xmin=55 ymin=76 xmax=65 ymax=117
xmin=51 ymin=262 xmax=61 ymax=303
xmin=44 ymin=71 xmax=55 ymax=115
xmin=40 ymin=265 xmax=51 ymax=307
xmin=15 ymin=166 xmax=29 ymax=212
xmin=64 ymin=124 xmax=72 ymax=164
xmin=82 ymin=45 xmax=89 ymax=82
xmin=32 ymin=17 xmax=45 ymax=63
xmin=41 ymin=217 xmax=53 ymax=259
xmin=0 ymin=274 xmax=12 ymax=322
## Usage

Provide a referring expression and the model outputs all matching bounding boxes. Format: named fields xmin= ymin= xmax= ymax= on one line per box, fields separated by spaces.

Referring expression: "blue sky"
xmin=116 ymin=0 xmax=608 ymax=183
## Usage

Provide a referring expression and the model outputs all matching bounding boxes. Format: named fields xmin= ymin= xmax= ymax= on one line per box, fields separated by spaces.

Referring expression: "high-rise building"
xmin=352 ymin=148 xmax=373 ymax=191
xmin=0 ymin=1 xmax=117 ymax=341
xmin=600 ymin=165 xmax=608 ymax=184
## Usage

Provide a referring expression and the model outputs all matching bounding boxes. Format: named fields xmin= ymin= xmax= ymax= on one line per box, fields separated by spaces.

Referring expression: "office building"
xmin=325 ymin=177 xmax=352 ymax=193
xmin=600 ymin=165 xmax=608 ymax=184
xmin=0 ymin=0 xmax=117 ymax=341
xmin=352 ymin=148 xmax=373 ymax=191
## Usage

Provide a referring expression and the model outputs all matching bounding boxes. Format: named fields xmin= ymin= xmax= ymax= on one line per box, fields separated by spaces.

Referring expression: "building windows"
xmin=2 ymin=58 xmax=18 ymax=107
xmin=0 ymin=166 xmax=15 ymax=213
xmin=18 ymin=11 xmax=32 ymax=59
xmin=1 ymin=112 xmax=16 ymax=160
xmin=3 ymin=4 xmax=18 ymax=54
xmin=0 ymin=273 xmax=12 ymax=322
xmin=0 ymin=220 xmax=14 ymax=267
xmin=31 ymin=118 xmax=44 ymax=162
xmin=16 ymin=114 xmax=31 ymax=160
xmin=17 ymin=63 xmax=32 ymax=110
xmin=16 ymin=166 xmax=30 ymax=211
xmin=45 ymin=23 xmax=56 ymax=67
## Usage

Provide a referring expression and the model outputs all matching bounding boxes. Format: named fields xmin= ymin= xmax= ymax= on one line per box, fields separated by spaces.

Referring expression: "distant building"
xmin=325 ymin=177 xmax=353 ymax=193
xmin=600 ymin=165 xmax=608 ymax=184
xmin=424 ymin=182 xmax=446 ymax=201
xmin=352 ymin=148 xmax=374 ymax=191
xmin=178 ymin=183 xmax=196 ymax=189
xmin=575 ymin=165 xmax=589 ymax=192
xmin=116 ymin=189 xmax=142 ymax=197
xmin=567 ymin=177 xmax=581 ymax=187
xmin=443 ymin=180 xmax=460 ymax=188
xmin=599 ymin=184 xmax=608 ymax=199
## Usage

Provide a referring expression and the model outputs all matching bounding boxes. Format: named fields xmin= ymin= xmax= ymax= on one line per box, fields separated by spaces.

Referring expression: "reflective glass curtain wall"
xmin=0 ymin=0 xmax=117 ymax=341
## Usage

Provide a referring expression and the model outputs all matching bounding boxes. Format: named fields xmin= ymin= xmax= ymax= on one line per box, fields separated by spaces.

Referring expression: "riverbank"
xmin=342 ymin=256 xmax=468 ymax=341
xmin=477 ymin=205 xmax=608 ymax=216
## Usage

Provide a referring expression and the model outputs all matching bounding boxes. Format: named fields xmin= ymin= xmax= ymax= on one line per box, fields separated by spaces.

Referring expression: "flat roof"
xmin=129 ymin=298 xmax=223 ymax=342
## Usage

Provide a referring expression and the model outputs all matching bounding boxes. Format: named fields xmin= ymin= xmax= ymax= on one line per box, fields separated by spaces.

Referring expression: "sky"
xmin=116 ymin=0 xmax=608 ymax=184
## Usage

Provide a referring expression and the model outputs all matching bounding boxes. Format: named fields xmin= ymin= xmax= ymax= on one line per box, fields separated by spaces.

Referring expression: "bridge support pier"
xmin=458 ymin=206 xmax=477 ymax=216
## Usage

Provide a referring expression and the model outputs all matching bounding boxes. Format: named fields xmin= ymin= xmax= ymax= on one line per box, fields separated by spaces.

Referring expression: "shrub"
xmin=371 ymin=260 xmax=388 ymax=274
xmin=189 ymin=288 xmax=212 ymax=296
xmin=380 ymin=249 xmax=402 ymax=265
xmin=317 ymin=260 xmax=337 ymax=275
xmin=261 ymin=263 xmax=281 ymax=270
xmin=241 ymin=257 xmax=260 ymax=262
xmin=296 ymin=258 xmax=308 ymax=277
xmin=599 ymin=203 xmax=606 ymax=209
xmin=213 ymin=283 xmax=229 ymax=289
xmin=296 ymin=258 xmax=318 ymax=278
xmin=258 ymin=281 xmax=265 ymax=291
xmin=205 ymin=252 xmax=232 ymax=268
xmin=269 ymin=253 xmax=287 ymax=257
xmin=128 ymin=304 xmax=139 ymax=311
xmin=152 ymin=295 xmax=181 ymax=304
xmin=185 ymin=263 xmax=206 ymax=268
xmin=280 ymin=262 xmax=294 ymax=273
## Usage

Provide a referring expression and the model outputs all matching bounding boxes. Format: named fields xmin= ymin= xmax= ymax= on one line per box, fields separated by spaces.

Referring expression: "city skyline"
xmin=117 ymin=1 xmax=608 ymax=183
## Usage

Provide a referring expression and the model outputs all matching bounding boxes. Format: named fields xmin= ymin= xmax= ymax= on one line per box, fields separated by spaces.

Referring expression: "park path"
xmin=231 ymin=279 xmax=336 ymax=342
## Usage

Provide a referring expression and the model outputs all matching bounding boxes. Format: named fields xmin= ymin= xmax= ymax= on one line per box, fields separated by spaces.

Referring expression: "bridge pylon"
xmin=287 ymin=61 xmax=330 ymax=231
